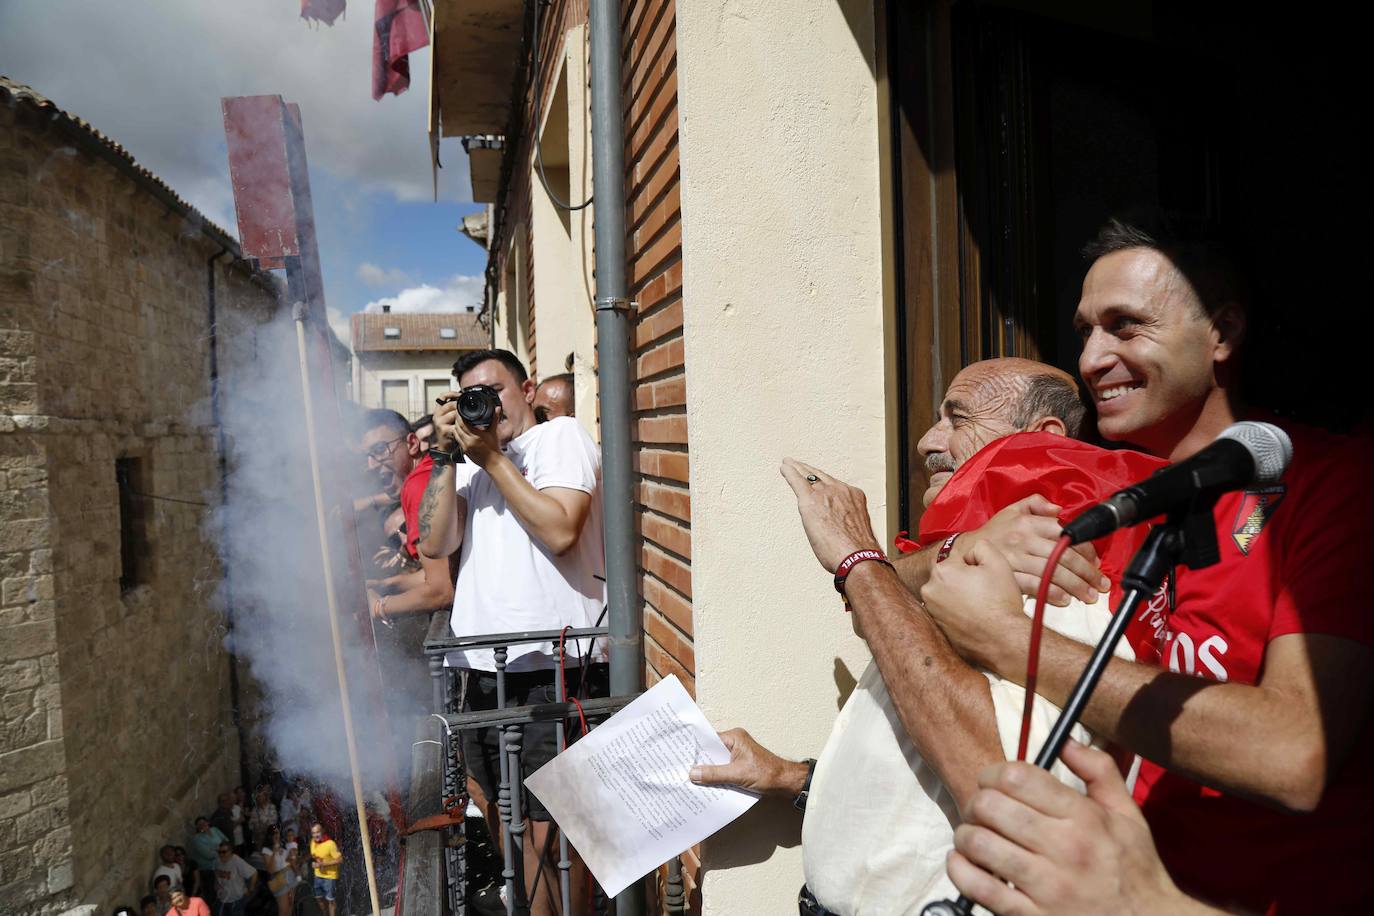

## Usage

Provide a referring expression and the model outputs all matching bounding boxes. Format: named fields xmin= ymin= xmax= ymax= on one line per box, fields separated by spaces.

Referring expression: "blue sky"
xmin=0 ymin=0 xmax=486 ymax=339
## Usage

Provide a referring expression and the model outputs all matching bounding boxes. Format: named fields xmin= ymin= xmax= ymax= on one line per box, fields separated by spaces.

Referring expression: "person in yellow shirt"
xmin=309 ymin=824 xmax=342 ymax=916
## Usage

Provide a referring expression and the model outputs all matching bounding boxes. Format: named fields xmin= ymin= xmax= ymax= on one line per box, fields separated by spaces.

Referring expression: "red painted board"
xmin=221 ymin=95 xmax=300 ymax=260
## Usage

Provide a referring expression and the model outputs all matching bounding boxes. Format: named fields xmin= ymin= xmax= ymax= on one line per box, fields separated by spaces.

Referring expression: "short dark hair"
xmin=153 ymin=875 xmax=171 ymax=888
xmin=362 ymin=408 xmax=410 ymax=438
xmin=1083 ymin=213 xmax=1248 ymax=321
xmin=410 ymin=413 xmax=434 ymax=433
xmin=453 ymin=349 xmax=529 ymax=385
xmin=140 ymin=896 xmax=157 ymax=908
xmin=1012 ymin=372 xmax=1086 ymax=439
xmin=194 ymin=817 xmax=209 ymax=826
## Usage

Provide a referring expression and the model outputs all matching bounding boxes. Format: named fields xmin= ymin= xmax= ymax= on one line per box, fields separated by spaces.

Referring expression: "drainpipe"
xmin=588 ymin=1 xmax=646 ymax=911
xmin=207 ymin=248 xmax=252 ymax=794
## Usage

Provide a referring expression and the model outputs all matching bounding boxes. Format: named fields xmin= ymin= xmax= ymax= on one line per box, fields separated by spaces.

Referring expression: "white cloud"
xmin=0 ymin=0 xmax=472 ymax=230
xmin=326 ymin=306 xmax=352 ymax=345
xmin=363 ymin=274 xmax=483 ymax=314
xmin=356 ymin=262 xmax=413 ymax=287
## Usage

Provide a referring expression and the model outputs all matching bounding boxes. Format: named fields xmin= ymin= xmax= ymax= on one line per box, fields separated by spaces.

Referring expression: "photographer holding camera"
xmin=418 ymin=348 xmax=606 ymax=915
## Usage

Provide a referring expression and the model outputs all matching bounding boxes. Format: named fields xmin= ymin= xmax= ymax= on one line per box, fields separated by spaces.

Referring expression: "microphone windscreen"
xmin=1218 ymin=421 xmax=1293 ymax=484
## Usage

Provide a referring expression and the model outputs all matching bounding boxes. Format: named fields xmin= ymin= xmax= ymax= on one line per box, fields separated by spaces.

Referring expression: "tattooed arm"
xmin=416 ymin=462 xmax=466 ymax=559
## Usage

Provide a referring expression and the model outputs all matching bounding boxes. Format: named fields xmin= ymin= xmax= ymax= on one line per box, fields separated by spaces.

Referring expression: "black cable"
xmin=529 ymin=0 xmax=593 ymax=212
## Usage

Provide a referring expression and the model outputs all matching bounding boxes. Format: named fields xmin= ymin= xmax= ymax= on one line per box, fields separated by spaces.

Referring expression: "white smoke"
xmin=209 ymin=306 xmax=431 ymax=805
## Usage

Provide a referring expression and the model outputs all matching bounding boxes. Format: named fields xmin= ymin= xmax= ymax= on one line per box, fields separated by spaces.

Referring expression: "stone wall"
xmin=0 ymin=93 xmax=279 ymax=913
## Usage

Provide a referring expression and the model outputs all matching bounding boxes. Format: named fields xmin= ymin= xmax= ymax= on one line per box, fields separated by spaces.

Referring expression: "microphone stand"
xmin=922 ymin=505 xmax=1219 ymax=916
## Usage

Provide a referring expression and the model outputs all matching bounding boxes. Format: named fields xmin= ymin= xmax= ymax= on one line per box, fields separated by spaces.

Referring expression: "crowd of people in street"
xmin=115 ymin=777 xmax=343 ymax=916
xmin=124 ymin=208 xmax=1374 ymax=915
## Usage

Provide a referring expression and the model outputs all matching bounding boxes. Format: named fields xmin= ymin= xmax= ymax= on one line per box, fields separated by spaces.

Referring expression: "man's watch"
xmin=427 ymin=446 xmax=462 ymax=466
xmin=793 ymin=758 xmax=818 ymax=812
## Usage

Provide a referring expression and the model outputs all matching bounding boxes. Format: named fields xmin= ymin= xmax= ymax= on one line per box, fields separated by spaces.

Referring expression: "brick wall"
xmin=0 ymin=94 xmax=277 ymax=913
xmin=623 ymin=0 xmax=697 ymax=906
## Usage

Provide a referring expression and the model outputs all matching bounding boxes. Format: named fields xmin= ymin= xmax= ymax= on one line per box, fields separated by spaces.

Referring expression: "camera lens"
xmin=456 ymin=385 xmax=501 ymax=429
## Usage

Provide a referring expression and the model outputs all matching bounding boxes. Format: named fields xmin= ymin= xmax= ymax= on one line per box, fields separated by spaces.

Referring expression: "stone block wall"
xmin=0 ymin=94 xmax=278 ymax=913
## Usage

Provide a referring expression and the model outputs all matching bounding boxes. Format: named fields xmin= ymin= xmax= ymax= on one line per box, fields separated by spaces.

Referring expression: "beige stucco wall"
xmin=674 ymin=1 xmax=894 ymax=911
xmin=529 ymin=24 xmax=598 ymax=440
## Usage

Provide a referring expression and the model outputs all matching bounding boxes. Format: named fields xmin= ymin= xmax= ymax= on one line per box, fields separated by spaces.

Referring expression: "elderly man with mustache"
xmin=692 ymin=357 xmax=1153 ymax=915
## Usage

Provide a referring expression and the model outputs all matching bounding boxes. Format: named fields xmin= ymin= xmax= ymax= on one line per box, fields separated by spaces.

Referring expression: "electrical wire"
xmin=1016 ymin=534 xmax=1073 ymax=762
xmin=529 ymin=0 xmax=593 ymax=212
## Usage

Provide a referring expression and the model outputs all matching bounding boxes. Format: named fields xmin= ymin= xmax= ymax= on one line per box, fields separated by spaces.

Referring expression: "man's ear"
xmin=522 ymin=377 xmax=537 ymax=404
xmin=406 ymin=431 xmax=422 ymax=457
xmin=1024 ymin=415 xmax=1067 ymax=437
xmin=1212 ymin=302 xmax=1246 ymax=363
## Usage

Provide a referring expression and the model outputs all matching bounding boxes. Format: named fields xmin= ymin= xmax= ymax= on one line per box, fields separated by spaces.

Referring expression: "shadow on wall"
xmin=833 ymin=657 xmax=858 ymax=710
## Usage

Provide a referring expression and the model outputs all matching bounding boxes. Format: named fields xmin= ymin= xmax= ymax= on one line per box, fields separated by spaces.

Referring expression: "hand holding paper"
xmin=525 ymin=675 xmax=759 ymax=896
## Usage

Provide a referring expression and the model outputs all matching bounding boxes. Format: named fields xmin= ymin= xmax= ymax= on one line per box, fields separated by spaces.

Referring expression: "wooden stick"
xmin=293 ymin=308 xmax=382 ymax=916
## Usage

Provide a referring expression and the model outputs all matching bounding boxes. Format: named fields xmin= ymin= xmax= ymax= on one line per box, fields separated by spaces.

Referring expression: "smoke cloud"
xmin=209 ymin=306 xmax=430 ymax=806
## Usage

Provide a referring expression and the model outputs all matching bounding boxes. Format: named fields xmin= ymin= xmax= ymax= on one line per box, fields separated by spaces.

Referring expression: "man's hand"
xmin=947 ymin=740 xmax=1217 ymax=916
xmin=780 ymin=458 xmax=883 ymax=573
xmin=433 ymin=391 xmax=460 ymax=451
xmin=954 ymin=495 xmax=1109 ymax=606
xmin=688 ymin=728 xmax=811 ymax=798
xmin=452 ymin=405 xmax=504 ymax=468
xmin=920 ymin=541 xmax=1028 ymax=671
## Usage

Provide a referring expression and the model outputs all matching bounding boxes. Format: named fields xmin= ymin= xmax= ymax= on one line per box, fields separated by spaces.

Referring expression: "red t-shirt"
xmin=1130 ymin=422 xmax=1374 ymax=913
xmin=400 ymin=454 xmax=434 ymax=560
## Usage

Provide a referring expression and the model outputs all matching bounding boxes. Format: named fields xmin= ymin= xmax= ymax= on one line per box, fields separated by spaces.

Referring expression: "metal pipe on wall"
xmin=588 ymin=0 xmax=646 ymax=910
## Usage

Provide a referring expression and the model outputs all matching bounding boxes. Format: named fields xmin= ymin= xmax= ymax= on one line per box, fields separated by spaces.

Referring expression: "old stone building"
xmin=0 ymin=78 xmax=280 ymax=913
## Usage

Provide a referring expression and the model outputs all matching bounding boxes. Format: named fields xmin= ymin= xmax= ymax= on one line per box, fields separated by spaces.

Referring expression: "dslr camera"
xmin=455 ymin=384 xmax=501 ymax=430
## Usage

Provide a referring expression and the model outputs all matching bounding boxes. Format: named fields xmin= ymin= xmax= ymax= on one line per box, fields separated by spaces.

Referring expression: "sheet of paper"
xmin=525 ymin=674 xmax=758 ymax=897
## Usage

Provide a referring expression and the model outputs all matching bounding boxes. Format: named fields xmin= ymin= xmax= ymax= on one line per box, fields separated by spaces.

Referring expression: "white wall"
xmin=674 ymin=0 xmax=894 ymax=911
xmin=530 ymin=24 xmax=599 ymax=441
xmin=356 ymin=351 xmax=462 ymax=420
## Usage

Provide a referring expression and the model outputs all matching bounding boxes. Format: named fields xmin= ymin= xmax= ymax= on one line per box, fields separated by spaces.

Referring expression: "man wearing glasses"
xmin=359 ymin=409 xmax=458 ymax=627
xmin=212 ymin=842 xmax=257 ymax=916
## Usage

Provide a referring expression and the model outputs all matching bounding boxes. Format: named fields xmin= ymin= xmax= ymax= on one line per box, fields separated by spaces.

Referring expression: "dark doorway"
xmin=889 ymin=0 xmax=1368 ymax=528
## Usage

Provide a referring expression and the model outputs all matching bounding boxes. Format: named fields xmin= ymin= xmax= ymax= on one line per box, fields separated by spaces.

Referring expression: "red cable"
xmin=1017 ymin=534 xmax=1073 ymax=762
xmin=558 ymin=626 xmax=590 ymax=747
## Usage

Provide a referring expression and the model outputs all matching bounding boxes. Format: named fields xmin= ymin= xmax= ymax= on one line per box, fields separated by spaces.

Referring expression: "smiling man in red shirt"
xmin=920 ymin=216 xmax=1374 ymax=913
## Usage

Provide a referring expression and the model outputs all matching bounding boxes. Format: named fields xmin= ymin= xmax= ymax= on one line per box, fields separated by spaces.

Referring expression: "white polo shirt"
xmin=446 ymin=417 xmax=607 ymax=672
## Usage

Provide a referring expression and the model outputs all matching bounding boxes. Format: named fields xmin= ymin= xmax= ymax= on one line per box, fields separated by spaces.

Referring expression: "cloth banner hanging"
xmin=373 ymin=0 xmax=429 ymax=99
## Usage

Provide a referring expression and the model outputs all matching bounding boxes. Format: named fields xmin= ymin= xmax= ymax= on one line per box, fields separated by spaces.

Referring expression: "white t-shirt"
xmin=447 ymin=417 xmax=607 ymax=671
xmin=801 ymin=595 xmax=1135 ymax=915
xmin=215 ymin=853 xmax=257 ymax=902
xmin=151 ymin=863 xmax=182 ymax=892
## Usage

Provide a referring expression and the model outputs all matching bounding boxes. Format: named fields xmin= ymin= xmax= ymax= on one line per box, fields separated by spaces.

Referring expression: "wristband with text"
xmin=936 ymin=533 xmax=960 ymax=563
xmin=833 ymin=548 xmax=893 ymax=605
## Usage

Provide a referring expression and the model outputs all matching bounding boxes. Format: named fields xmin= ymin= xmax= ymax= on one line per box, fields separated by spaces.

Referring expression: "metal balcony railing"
xmin=410 ymin=612 xmax=644 ymax=916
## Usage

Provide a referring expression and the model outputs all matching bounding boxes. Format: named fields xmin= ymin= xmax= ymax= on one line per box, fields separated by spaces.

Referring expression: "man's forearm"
xmin=845 ymin=561 xmax=1005 ymax=806
xmin=373 ymin=570 xmax=424 ymax=593
xmin=483 ymin=453 xmax=585 ymax=554
xmin=417 ymin=463 xmax=461 ymax=558
xmin=892 ymin=545 xmax=938 ymax=597
xmin=382 ymin=555 xmax=456 ymax=616
xmin=991 ymin=623 xmax=1325 ymax=811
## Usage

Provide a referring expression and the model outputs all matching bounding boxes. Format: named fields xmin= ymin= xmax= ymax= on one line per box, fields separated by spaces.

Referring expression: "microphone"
xmin=1061 ymin=421 xmax=1292 ymax=545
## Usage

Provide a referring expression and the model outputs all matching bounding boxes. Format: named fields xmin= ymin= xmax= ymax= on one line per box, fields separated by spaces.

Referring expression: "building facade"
xmin=430 ymin=0 xmax=1367 ymax=912
xmin=350 ymin=309 xmax=486 ymax=421
xmin=0 ymin=78 xmax=280 ymax=914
